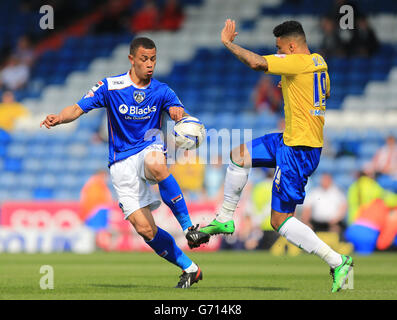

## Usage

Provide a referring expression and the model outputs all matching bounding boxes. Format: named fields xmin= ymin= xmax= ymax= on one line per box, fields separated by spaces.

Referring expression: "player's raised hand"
xmin=169 ymin=106 xmax=184 ymax=122
xmin=40 ymin=114 xmax=61 ymax=129
xmin=221 ymin=19 xmax=238 ymax=45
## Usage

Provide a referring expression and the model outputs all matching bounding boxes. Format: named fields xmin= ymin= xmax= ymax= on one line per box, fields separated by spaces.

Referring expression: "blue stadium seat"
xmin=333 ymin=174 xmax=355 ymax=191
xmin=33 ymin=187 xmax=54 ymax=200
xmin=335 ymin=156 xmax=358 ymax=174
xmin=0 ymin=129 xmax=11 ymax=145
xmin=315 ymin=156 xmax=336 ymax=175
xmin=197 ymin=112 xmax=216 ymax=129
xmin=0 ymin=172 xmax=18 ymax=188
xmin=214 ymin=113 xmax=236 ymax=130
xmin=4 ymin=158 xmax=22 ymax=173
xmin=357 ymin=143 xmax=379 ymax=158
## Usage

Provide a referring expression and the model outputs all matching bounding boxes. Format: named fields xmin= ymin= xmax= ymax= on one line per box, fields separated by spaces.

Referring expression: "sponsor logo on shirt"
xmin=119 ymin=104 xmax=129 ymax=114
xmin=310 ymin=109 xmax=326 ymax=116
xmin=118 ymin=104 xmax=157 ymax=119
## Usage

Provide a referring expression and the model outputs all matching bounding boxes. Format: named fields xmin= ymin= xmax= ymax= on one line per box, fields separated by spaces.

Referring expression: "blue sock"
xmin=146 ymin=227 xmax=193 ymax=270
xmin=158 ymin=174 xmax=193 ymax=231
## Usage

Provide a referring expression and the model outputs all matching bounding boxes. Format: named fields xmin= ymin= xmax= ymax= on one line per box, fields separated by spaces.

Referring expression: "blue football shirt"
xmin=76 ymin=71 xmax=184 ymax=166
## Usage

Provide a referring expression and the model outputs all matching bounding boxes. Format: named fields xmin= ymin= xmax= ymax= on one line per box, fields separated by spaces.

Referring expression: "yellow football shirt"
xmin=263 ymin=53 xmax=330 ymax=147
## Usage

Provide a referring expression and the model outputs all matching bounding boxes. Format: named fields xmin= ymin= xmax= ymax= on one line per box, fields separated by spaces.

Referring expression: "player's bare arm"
xmin=221 ymin=19 xmax=268 ymax=72
xmin=169 ymin=106 xmax=185 ymax=122
xmin=40 ymin=104 xmax=84 ymax=129
xmin=169 ymin=107 xmax=191 ymax=122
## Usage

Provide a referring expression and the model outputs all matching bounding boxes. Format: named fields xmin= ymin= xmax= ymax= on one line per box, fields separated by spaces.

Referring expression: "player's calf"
xmin=127 ymin=207 xmax=158 ymax=241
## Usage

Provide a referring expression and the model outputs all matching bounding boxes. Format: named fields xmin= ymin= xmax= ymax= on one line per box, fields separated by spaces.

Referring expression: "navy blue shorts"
xmin=246 ymin=133 xmax=321 ymax=213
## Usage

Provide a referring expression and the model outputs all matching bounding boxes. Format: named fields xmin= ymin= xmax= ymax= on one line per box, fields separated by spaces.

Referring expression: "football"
xmin=173 ymin=116 xmax=206 ymax=150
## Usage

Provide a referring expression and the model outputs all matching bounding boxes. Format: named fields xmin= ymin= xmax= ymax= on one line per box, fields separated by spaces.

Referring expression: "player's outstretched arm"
xmin=40 ymin=104 xmax=84 ymax=129
xmin=221 ymin=19 xmax=268 ymax=72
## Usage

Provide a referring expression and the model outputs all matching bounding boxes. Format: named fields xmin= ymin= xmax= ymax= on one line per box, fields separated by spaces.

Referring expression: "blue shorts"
xmin=246 ymin=133 xmax=321 ymax=213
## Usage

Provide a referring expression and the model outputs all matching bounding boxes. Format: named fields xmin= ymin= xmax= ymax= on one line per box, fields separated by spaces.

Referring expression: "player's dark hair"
xmin=273 ymin=21 xmax=306 ymax=41
xmin=129 ymin=37 xmax=156 ymax=55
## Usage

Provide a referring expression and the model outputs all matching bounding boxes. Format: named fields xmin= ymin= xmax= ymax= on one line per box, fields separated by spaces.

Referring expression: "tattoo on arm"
xmin=224 ymin=42 xmax=268 ymax=71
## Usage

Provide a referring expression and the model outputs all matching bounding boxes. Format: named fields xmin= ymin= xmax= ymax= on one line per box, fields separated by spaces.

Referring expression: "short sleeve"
xmin=76 ymin=80 xmax=107 ymax=113
xmin=162 ymin=86 xmax=184 ymax=115
xmin=263 ymin=54 xmax=308 ymax=76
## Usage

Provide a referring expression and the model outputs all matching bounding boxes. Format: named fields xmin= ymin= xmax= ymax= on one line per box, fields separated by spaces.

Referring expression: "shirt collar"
xmin=125 ymin=70 xmax=151 ymax=89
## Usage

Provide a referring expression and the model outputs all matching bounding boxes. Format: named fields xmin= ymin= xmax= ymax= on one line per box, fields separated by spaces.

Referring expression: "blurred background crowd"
xmin=0 ymin=0 xmax=397 ymax=255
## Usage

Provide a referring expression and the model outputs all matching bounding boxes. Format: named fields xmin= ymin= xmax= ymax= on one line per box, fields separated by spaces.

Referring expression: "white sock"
xmin=184 ymin=262 xmax=198 ymax=273
xmin=278 ymin=217 xmax=343 ymax=269
xmin=216 ymin=162 xmax=250 ymax=223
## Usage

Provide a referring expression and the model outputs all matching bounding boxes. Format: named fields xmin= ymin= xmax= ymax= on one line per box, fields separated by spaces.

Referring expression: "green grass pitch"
xmin=1 ymin=251 xmax=396 ymax=300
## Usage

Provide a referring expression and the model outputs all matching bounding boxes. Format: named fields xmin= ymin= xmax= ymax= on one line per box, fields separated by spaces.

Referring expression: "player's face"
xmin=275 ymin=37 xmax=295 ymax=55
xmin=129 ymin=46 xmax=157 ymax=80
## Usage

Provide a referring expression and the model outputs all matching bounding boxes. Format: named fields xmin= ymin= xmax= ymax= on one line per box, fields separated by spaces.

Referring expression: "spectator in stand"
xmin=252 ymin=75 xmax=282 ymax=114
xmin=365 ymin=135 xmax=397 ymax=178
xmin=249 ymin=169 xmax=279 ymax=250
xmin=159 ymin=0 xmax=185 ymax=31
xmin=345 ymin=197 xmax=397 ymax=254
xmin=347 ymin=170 xmax=384 ymax=225
xmin=347 ymin=16 xmax=379 ymax=57
xmin=324 ymin=0 xmax=363 ymax=57
xmin=0 ymin=91 xmax=30 ymax=132
xmin=0 ymin=55 xmax=29 ymax=91
xmin=319 ymin=16 xmax=346 ymax=58
xmin=80 ymin=169 xmax=113 ymax=229
xmin=94 ymin=0 xmax=130 ymax=34
xmin=235 ymin=214 xmax=264 ymax=250
xmin=13 ymin=35 xmax=36 ymax=68
xmin=130 ymin=0 xmax=160 ymax=33
xmin=302 ymin=173 xmax=347 ymax=234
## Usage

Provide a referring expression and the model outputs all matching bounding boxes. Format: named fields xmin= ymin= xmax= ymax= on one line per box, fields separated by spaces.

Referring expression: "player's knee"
xmin=146 ymin=163 xmax=169 ymax=182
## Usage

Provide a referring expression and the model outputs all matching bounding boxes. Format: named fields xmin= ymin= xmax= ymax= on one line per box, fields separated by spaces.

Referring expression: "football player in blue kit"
xmin=40 ymin=37 xmax=209 ymax=288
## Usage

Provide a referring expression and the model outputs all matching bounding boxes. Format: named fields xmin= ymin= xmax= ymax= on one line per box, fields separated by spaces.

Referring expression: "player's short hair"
xmin=273 ymin=21 xmax=306 ymax=41
xmin=129 ymin=37 xmax=156 ymax=55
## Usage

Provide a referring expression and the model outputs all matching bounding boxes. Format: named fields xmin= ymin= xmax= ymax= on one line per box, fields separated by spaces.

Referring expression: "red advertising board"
xmin=1 ymin=201 xmax=82 ymax=230
xmin=0 ymin=201 xmax=222 ymax=252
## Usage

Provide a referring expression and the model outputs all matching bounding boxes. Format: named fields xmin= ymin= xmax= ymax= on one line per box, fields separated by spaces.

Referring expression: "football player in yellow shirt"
xmin=201 ymin=19 xmax=353 ymax=292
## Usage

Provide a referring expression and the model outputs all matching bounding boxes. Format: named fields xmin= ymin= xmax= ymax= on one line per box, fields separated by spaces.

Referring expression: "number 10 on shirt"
xmin=313 ymin=71 xmax=327 ymax=108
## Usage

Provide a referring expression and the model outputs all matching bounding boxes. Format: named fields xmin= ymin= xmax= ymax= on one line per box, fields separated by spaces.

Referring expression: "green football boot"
xmin=330 ymin=255 xmax=354 ymax=293
xmin=200 ymin=219 xmax=235 ymax=236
